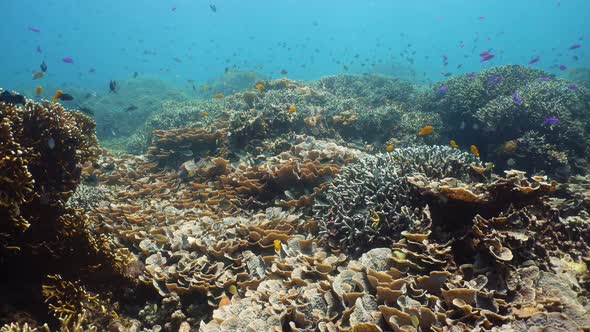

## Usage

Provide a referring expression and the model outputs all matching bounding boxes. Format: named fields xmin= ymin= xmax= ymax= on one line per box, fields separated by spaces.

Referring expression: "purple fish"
xmin=512 ymin=91 xmax=523 ymax=105
xmin=28 ymin=26 xmax=41 ymax=33
xmin=543 ymin=116 xmax=560 ymax=125
xmin=569 ymin=44 xmax=581 ymax=50
xmin=528 ymin=56 xmax=540 ymax=65
xmin=466 ymin=72 xmax=478 ymax=78
xmin=567 ymin=84 xmax=578 ymax=90
xmin=437 ymin=85 xmax=449 ymax=94
xmin=487 ymin=75 xmax=504 ymax=85
xmin=36 ymin=45 xmax=42 ymax=53
xmin=479 ymin=50 xmax=491 ymax=57
xmin=62 ymin=57 xmax=74 ymax=64
xmin=538 ymin=77 xmax=552 ymax=82
xmin=559 ymin=65 xmax=567 ymax=71
xmin=480 ymin=54 xmax=495 ymax=62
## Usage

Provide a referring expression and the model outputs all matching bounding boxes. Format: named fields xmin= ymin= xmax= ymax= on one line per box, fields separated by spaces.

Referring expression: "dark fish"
xmin=36 ymin=45 xmax=42 ymax=53
xmin=528 ymin=56 xmax=540 ymax=65
xmin=280 ymin=69 xmax=288 ymax=75
xmin=109 ymin=80 xmax=118 ymax=93
xmin=29 ymin=26 xmax=41 ymax=33
xmin=133 ymin=72 xmax=139 ymax=78
xmin=58 ymin=93 xmax=74 ymax=101
xmin=480 ymin=54 xmax=495 ymax=62
xmin=40 ymin=60 xmax=47 ymax=72
xmin=125 ymin=105 xmax=138 ymax=112
xmin=569 ymin=44 xmax=581 ymax=50
xmin=209 ymin=4 xmax=217 ymax=12
xmin=0 ymin=91 xmax=26 ymax=105
xmin=567 ymin=84 xmax=578 ymax=90
xmin=559 ymin=65 xmax=567 ymax=71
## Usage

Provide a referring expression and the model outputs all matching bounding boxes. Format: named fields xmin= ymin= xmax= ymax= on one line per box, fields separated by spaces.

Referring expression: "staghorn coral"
xmin=314 ymin=145 xmax=480 ymax=255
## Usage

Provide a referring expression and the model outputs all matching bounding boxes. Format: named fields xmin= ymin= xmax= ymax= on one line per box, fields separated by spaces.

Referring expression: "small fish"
xmin=385 ymin=144 xmax=394 ymax=152
xmin=109 ymin=80 xmax=118 ymax=93
xmin=201 ymin=111 xmax=209 ymax=117
xmin=255 ymin=83 xmax=265 ymax=90
xmin=567 ymin=84 xmax=578 ymax=90
xmin=0 ymin=90 xmax=26 ymax=105
xmin=544 ymin=116 xmax=560 ymax=125
xmin=228 ymin=285 xmax=238 ymax=295
xmin=213 ymin=92 xmax=224 ymax=99
xmin=538 ymin=77 xmax=552 ymax=82
xmin=47 ymin=137 xmax=56 ymax=150
xmin=559 ymin=65 xmax=567 ymax=71
xmin=58 ymin=93 xmax=74 ymax=101
xmin=569 ymin=44 xmax=581 ymax=50
xmin=480 ymin=54 xmax=495 ymax=62
xmin=470 ymin=145 xmax=480 ymax=157
xmin=218 ymin=295 xmax=231 ymax=308
xmin=133 ymin=72 xmax=139 ymax=78
xmin=280 ymin=69 xmax=288 ymax=75
xmin=40 ymin=60 xmax=47 ymax=72
xmin=32 ymin=71 xmax=44 ymax=80
xmin=62 ymin=57 xmax=74 ymax=64
xmin=418 ymin=125 xmax=434 ymax=136
xmin=288 ymin=104 xmax=297 ymax=114
xmin=273 ymin=239 xmax=281 ymax=252
xmin=171 ymin=6 xmax=176 ymax=11
xmin=370 ymin=208 xmax=380 ymax=227
xmin=125 ymin=105 xmax=138 ymax=112
xmin=466 ymin=72 xmax=477 ymax=78
xmin=450 ymin=140 xmax=458 ymax=148
xmin=478 ymin=16 xmax=486 ymax=20
xmin=28 ymin=26 xmax=41 ymax=33
xmin=436 ymin=85 xmax=449 ymax=94
xmin=52 ymin=90 xmax=63 ymax=102
xmin=528 ymin=56 xmax=540 ymax=65
xmin=35 ymin=86 xmax=43 ymax=97
xmin=512 ymin=91 xmax=523 ymax=105
xmin=36 ymin=45 xmax=42 ymax=53
xmin=209 ymin=4 xmax=217 ymax=12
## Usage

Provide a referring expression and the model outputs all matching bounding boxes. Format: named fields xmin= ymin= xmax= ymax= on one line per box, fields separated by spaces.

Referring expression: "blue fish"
xmin=567 ymin=84 xmax=578 ymax=90
xmin=437 ymin=85 xmax=449 ymax=94
xmin=544 ymin=116 xmax=560 ymax=125
xmin=466 ymin=72 xmax=477 ymax=78
xmin=512 ymin=91 xmax=523 ymax=105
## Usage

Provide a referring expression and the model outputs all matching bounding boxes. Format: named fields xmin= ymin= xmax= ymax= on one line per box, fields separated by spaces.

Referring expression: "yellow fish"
xmin=52 ymin=89 xmax=63 ymax=102
xmin=369 ymin=208 xmax=380 ymax=227
xmin=228 ymin=285 xmax=238 ymax=295
xmin=273 ymin=239 xmax=281 ymax=252
xmin=200 ymin=111 xmax=209 ymax=117
xmin=255 ymin=83 xmax=265 ymax=90
xmin=450 ymin=140 xmax=458 ymax=148
xmin=470 ymin=144 xmax=480 ymax=158
xmin=35 ymin=86 xmax=43 ymax=97
xmin=385 ymin=144 xmax=394 ymax=152
xmin=418 ymin=125 xmax=434 ymax=136
xmin=288 ymin=104 xmax=296 ymax=113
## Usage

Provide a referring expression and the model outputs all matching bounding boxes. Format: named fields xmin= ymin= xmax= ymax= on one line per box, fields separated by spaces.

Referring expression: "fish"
xmin=544 ymin=116 xmax=560 ymax=125
xmin=171 ymin=6 xmax=176 ymax=11
xmin=385 ymin=144 xmax=394 ymax=152
xmin=512 ymin=91 xmax=523 ymax=105
xmin=288 ymin=104 xmax=297 ymax=113
xmin=0 ymin=91 xmax=26 ymax=105
xmin=487 ymin=75 xmax=504 ymax=85
xmin=133 ymin=72 xmax=139 ymax=78
xmin=567 ymin=84 xmax=578 ymax=90
xmin=36 ymin=45 xmax=42 ymax=53
xmin=125 ymin=105 xmax=138 ymax=112
xmin=528 ymin=56 xmax=540 ymax=65
xmin=228 ymin=285 xmax=238 ymax=296
xmin=466 ymin=72 xmax=477 ymax=78
xmin=559 ymin=65 xmax=567 ymax=71
xmin=273 ymin=239 xmax=281 ymax=252
xmin=109 ymin=80 xmax=118 ymax=93
xmin=480 ymin=54 xmax=495 ymax=62
xmin=213 ymin=92 xmax=224 ymax=99
xmin=255 ymin=83 xmax=265 ymax=90
xmin=370 ymin=208 xmax=380 ymax=227
xmin=28 ymin=26 xmax=41 ymax=33
xmin=450 ymin=140 xmax=458 ymax=148
xmin=47 ymin=138 xmax=56 ymax=150
xmin=40 ymin=61 xmax=47 ymax=72
xmin=569 ymin=44 xmax=581 ymax=50
xmin=218 ymin=295 xmax=231 ymax=308
xmin=436 ymin=85 xmax=449 ymax=94
xmin=52 ymin=90 xmax=63 ymax=102
xmin=280 ymin=69 xmax=288 ymax=75
xmin=418 ymin=125 xmax=434 ymax=136
xmin=35 ymin=86 xmax=43 ymax=97
xmin=470 ymin=145 xmax=480 ymax=157
xmin=58 ymin=93 xmax=74 ymax=101
xmin=62 ymin=57 xmax=74 ymax=64
xmin=538 ymin=77 xmax=552 ymax=82
xmin=209 ymin=4 xmax=217 ymax=12
xmin=32 ymin=71 xmax=44 ymax=80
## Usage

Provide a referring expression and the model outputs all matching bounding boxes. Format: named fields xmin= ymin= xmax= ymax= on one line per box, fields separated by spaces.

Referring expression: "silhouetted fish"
xmin=40 ymin=60 xmax=47 ymax=72
xmin=109 ymin=80 xmax=118 ymax=93
xmin=0 ymin=91 xmax=26 ymax=105
xmin=209 ymin=4 xmax=217 ymax=12
xmin=58 ymin=93 xmax=74 ymax=101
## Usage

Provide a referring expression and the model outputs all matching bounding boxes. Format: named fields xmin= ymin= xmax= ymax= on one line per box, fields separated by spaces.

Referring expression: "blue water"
xmin=1 ymin=0 xmax=588 ymax=92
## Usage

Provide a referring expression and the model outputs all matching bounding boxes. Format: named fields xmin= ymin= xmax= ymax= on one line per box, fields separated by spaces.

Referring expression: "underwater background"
xmin=1 ymin=1 xmax=590 ymax=332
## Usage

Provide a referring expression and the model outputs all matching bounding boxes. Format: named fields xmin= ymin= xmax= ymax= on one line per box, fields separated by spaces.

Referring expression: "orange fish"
xmin=52 ymin=89 xmax=63 ymax=102
xmin=288 ymin=104 xmax=296 ymax=113
xmin=35 ymin=86 xmax=43 ymax=97
xmin=450 ymin=140 xmax=458 ymax=148
xmin=255 ymin=83 xmax=265 ymax=90
xmin=213 ymin=92 xmax=224 ymax=99
xmin=470 ymin=144 xmax=480 ymax=157
xmin=418 ymin=125 xmax=434 ymax=136
xmin=385 ymin=144 xmax=394 ymax=152
xmin=273 ymin=239 xmax=281 ymax=252
xmin=218 ymin=295 xmax=231 ymax=308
